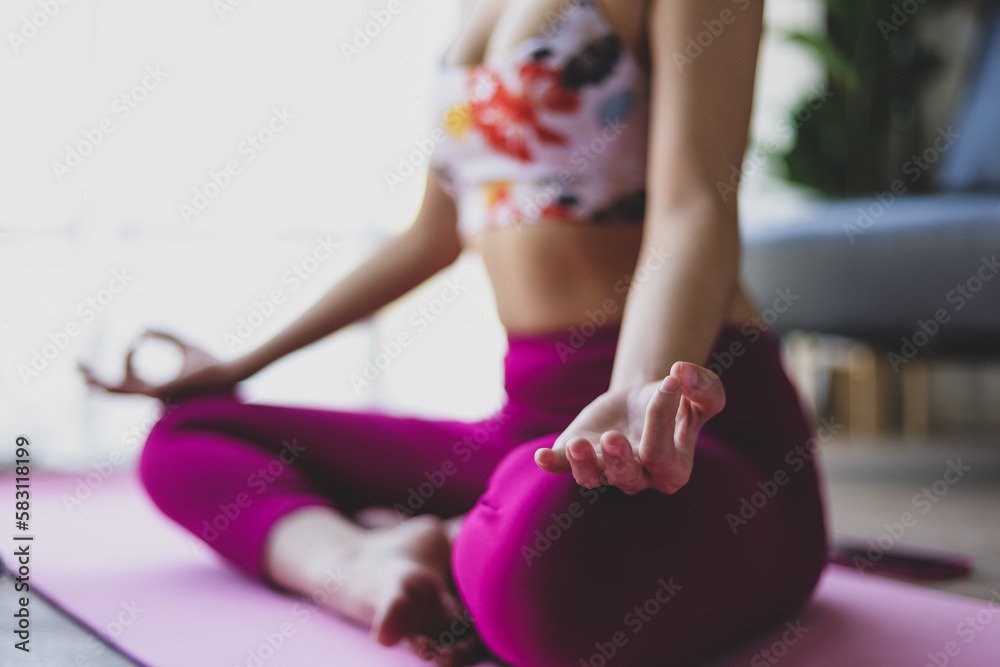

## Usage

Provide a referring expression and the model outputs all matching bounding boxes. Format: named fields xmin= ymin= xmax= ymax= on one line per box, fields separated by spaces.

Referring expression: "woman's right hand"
xmin=78 ymin=329 xmax=251 ymax=401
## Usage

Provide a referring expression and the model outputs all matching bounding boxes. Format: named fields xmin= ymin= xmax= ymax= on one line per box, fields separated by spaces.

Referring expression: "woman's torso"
xmin=434 ymin=0 xmax=658 ymax=334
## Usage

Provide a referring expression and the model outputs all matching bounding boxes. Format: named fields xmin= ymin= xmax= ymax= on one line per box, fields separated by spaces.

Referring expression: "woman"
xmin=81 ymin=0 xmax=828 ymax=665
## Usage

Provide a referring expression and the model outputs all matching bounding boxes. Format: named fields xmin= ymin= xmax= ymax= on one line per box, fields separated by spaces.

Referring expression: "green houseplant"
xmin=775 ymin=0 xmax=947 ymax=197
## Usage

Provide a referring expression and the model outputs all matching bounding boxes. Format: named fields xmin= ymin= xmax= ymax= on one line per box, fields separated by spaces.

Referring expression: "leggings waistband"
xmin=500 ymin=320 xmax=779 ymax=418
xmin=502 ymin=320 xmax=621 ymax=419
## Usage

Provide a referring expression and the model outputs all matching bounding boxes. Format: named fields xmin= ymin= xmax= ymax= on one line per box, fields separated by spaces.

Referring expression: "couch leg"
xmin=847 ymin=342 xmax=894 ymax=440
xmin=901 ymin=359 xmax=930 ymax=439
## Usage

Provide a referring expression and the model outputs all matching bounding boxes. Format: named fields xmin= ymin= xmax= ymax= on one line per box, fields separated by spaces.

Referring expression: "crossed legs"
xmin=139 ymin=303 xmax=826 ymax=666
xmin=139 ymin=396 xmax=513 ymax=664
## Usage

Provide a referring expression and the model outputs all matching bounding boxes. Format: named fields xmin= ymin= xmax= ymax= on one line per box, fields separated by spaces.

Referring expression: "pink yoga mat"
xmin=1 ymin=468 xmax=998 ymax=667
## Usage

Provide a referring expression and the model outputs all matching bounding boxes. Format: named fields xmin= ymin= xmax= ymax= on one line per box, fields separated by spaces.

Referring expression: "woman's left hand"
xmin=534 ymin=361 xmax=725 ymax=495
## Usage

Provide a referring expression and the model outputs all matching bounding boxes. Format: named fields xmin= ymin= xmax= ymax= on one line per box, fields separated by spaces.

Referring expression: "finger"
xmin=146 ymin=329 xmax=218 ymax=379
xmin=600 ymin=430 xmax=647 ymax=494
xmin=78 ymin=362 xmax=142 ymax=394
xmin=534 ymin=446 xmax=572 ymax=475
xmin=120 ymin=346 xmax=160 ymax=396
xmin=566 ymin=437 xmax=604 ymax=489
xmin=672 ymin=361 xmax=726 ymax=422
xmin=431 ymin=643 xmax=455 ymax=667
xmin=77 ymin=363 xmax=117 ymax=392
xmin=671 ymin=361 xmax=725 ymax=455
xmin=538 ymin=414 xmax=604 ymax=475
xmin=406 ymin=634 xmax=434 ymax=662
xmin=637 ymin=375 xmax=681 ymax=471
xmin=143 ymin=328 xmax=190 ymax=350
xmin=449 ymin=635 xmax=485 ymax=667
xmin=123 ymin=343 xmax=139 ymax=382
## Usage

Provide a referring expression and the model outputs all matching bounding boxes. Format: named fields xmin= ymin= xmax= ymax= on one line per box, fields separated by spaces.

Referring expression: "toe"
xmin=450 ymin=635 xmax=487 ymax=666
xmin=374 ymin=570 xmax=445 ymax=647
xmin=406 ymin=634 xmax=434 ymax=661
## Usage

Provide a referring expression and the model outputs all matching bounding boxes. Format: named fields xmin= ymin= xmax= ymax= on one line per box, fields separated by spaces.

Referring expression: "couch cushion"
xmin=740 ymin=193 xmax=1000 ymax=355
xmin=938 ymin=4 xmax=1000 ymax=190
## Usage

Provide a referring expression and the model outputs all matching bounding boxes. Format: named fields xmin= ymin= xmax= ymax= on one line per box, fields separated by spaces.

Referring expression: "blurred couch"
xmin=742 ymin=1 xmax=1000 ymax=358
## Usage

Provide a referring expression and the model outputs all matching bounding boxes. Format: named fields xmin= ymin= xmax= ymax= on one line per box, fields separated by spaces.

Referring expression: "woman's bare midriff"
xmin=464 ymin=219 xmax=758 ymax=334
xmin=448 ymin=0 xmax=759 ymax=335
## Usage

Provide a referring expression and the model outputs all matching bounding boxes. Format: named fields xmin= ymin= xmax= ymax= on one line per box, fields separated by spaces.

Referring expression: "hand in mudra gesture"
xmin=78 ymin=329 xmax=245 ymax=401
xmin=534 ymin=361 xmax=726 ymax=495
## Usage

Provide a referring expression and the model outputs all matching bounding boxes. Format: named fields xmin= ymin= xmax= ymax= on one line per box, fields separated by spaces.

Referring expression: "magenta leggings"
xmin=139 ymin=323 xmax=827 ymax=667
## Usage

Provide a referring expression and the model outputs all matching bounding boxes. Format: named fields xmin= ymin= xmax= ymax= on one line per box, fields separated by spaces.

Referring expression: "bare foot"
xmin=352 ymin=506 xmax=403 ymax=529
xmin=330 ymin=515 xmax=483 ymax=665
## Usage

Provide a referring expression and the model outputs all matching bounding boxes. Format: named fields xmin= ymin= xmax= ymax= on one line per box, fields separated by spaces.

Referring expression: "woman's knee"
xmin=138 ymin=395 xmax=242 ymax=501
xmin=452 ymin=436 xmax=827 ymax=666
xmin=452 ymin=439 xmax=625 ymax=665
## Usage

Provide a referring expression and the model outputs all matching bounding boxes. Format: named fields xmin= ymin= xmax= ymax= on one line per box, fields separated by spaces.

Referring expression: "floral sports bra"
xmin=428 ymin=0 xmax=650 ymax=237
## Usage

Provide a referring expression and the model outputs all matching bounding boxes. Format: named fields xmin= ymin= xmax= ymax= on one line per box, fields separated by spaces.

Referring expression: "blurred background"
xmin=0 ymin=0 xmax=833 ymax=466
xmin=1 ymin=0 xmax=998 ymax=605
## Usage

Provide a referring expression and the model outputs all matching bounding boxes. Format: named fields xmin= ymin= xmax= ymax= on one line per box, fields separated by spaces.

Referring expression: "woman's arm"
xmin=609 ymin=0 xmax=762 ymax=391
xmin=534 ymin=0 xmax=761 ymax=493
xmin=234 ymin=168 xmax=463 ymax=378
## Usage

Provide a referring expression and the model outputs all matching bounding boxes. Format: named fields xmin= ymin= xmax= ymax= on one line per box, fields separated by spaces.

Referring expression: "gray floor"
xmin=0 ymin=434 xmax=996 ymax=666
xmin=821 ymin=434 xmax=1000 ymax=602
xmin=0 ymin=567 xmax=139 ymax=666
